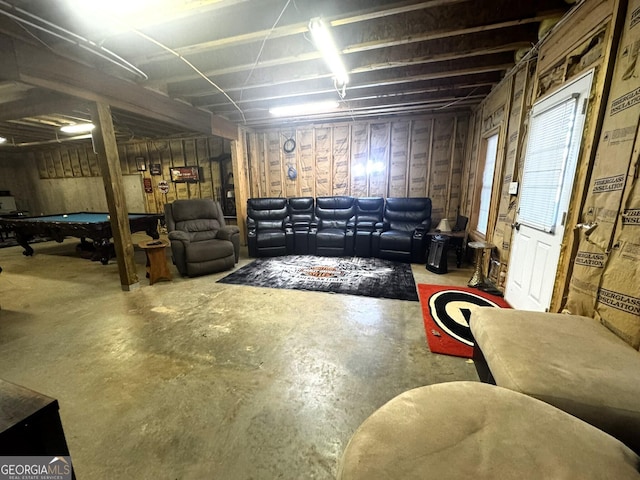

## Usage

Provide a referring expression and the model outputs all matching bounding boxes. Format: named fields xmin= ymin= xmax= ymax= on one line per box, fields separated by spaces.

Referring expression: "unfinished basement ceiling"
xmin=0 ymin=0 xmax=573 ymax=144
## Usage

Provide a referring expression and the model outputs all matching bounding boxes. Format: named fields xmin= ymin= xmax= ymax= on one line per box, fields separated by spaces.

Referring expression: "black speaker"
xmin=426 ymin=235 xmax=448 ymax=274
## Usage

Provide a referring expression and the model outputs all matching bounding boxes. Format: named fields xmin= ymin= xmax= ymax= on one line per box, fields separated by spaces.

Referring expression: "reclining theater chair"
xmin=309 ymin=196 xmax=356 ymax=256
xmin=165 ymin=199 xmax=240 ymax=276
xmin=246 ymin=198 xmax=290 ymax=257
xmin=354 ymin=197 xmax=384 ymax=257
xmin=286 ymin=197 xmax=315 ymax=254
xmin=372 ymin=197 xmax=432 ymax=263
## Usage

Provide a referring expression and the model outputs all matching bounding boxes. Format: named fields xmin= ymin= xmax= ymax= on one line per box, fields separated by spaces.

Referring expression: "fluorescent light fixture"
xmin=269 ymin=100 xmax=339 ymax=117
xmin=308 ymin=18 xmax=349 ymax=86
xmin=60 ymin=123 xmax=95 ymax=134
xmin=0 ymin=136 xmax=6 ymax=144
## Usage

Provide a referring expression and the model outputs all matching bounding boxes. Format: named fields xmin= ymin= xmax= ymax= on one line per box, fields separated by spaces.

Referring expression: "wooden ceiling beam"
xmin=0 ymin=34 xmax=238 ymax=140
xmin=134 ymin=0 xmax=469 ymax=65
xmin=215 ymin=88 xmax=489 ymax=116
xmin=204 ymin=80 xmax=496 ymax=110
xmin=153 ymin=16 xmax=544 ymax=88
xmin=159 ymin=31 xmax=531 ymax=90
xmin=0 ymin=92 xmax=85 ymax=122
xmin=229 ymin=99 xmax=481 ymax=127
xmin=193 ymin=71 xmax=503 ymax=107
xmin=171 ymin=53 xmax=513 ymax=101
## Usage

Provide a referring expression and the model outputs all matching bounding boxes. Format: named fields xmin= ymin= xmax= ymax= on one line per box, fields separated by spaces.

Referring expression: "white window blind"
xmin=477 ymin=133 xmax=498 ymax=235
xmin=518 ymin=95 xmax=578 ymax=233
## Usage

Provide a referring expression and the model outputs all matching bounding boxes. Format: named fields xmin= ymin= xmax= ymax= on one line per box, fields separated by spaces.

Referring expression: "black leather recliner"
xmin=309 ymin=196 xmax=356 ymax=256
xmin=353 ymin=197 xmax=384 ymax=257
xmin=247 ymin=198 xmax=292 ymax=257
xmin=372 ymin=197 xmax=432 ymax=263
xmin=286 ymin=197 xmax=315 ymax=254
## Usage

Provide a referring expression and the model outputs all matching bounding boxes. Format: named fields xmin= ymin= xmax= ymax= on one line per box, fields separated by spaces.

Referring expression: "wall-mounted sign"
xmin=150 ymin=163 xmax=162 ymax=176
xmin=136 ymin=156 xmax=146 ymax=171
xmin=143 ymin=177 xmax=153 ymax=193
xmin=158 ymin=180 xmax=170 ymax=194
xmin=170 ymin=166 xmax=201 ymax=183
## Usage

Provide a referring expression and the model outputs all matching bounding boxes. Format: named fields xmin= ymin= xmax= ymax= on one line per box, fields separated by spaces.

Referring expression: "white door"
xmin=505 ymin=71 xmax=593 ymax=311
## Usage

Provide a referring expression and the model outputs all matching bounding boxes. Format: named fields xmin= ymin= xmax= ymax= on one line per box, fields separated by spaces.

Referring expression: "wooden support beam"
xmin=0 ymin=92 xmax=83 ymax=122
xmin=1 ymin=34 xmax=238 ymax=141
xmin=231 ymin=126 xmax=250 ymax=246
xmin=135 ymin=0 xmax=468 ymax=64
xmin=0 ymin=35 xmax=19 ymax=81
xmin=212 ymin=115 xmax=239 ymax=142
xmin=89 ymin=101 xmax=139 ymax=291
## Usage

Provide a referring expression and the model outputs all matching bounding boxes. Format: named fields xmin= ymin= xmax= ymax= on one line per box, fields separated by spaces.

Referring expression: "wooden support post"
xmin=231 ymin=125 xmax=250 ymax=246
xmin=445 ymin=116 xmax=458 ymax=218
xmin=89 ymin=102 xmax=139 ymax=291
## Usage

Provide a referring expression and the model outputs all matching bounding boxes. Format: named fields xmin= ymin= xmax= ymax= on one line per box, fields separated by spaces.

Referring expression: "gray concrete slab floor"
xmin=0 ymin=236 xmax=479 ymax=479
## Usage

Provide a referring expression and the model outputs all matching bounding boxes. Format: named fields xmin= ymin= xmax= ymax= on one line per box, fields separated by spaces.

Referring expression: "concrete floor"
xmin=0 ymin=236 xmax=478 ymax=479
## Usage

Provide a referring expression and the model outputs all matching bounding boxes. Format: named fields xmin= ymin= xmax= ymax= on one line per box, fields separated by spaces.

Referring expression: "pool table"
xmin=0 ymin=212 xmax=162 ymax=265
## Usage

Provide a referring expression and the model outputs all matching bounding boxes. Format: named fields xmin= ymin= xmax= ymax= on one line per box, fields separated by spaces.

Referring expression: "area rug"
xmin=218 ymin=255 xmax=419 ymax=301
xmin=418 ymin=284 xmax=511 ymax=358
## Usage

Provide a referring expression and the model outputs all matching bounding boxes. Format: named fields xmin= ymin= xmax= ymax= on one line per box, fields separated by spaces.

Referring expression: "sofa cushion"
xmin=470 ymin=307 xmax=640 ymax=453
xmin=316 ymin=228 xmax=346 ymax=247
xmin=338 ymin=381 xmax=640 ymax=480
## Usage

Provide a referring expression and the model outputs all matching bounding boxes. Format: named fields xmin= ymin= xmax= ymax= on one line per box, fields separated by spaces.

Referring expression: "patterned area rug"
xmin=218 ymin=255 xmax=419 ymax=301
xmin=418 ymin=284 xmax=511 ymax=358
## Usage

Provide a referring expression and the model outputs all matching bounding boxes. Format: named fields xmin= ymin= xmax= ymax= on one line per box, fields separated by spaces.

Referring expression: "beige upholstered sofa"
xmin=338 ymin=382 xmax=640 ymax=479
xmin=470 ymin=307 xmax=640 ymax=454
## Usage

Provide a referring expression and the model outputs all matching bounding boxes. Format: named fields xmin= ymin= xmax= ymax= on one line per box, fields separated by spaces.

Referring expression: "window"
xmin=518 ymin=94 xmax=580 ymax=233
xmin=476 ymin=133 xmax=499 ymax=236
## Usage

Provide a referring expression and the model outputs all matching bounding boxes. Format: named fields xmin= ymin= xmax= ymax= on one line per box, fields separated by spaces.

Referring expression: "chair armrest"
xmin=168 ymin=230 xmax=190 ymax=243
xmin=218 ymin=225 xmax=240 ymax=241
xmin=375 ymin=221 xmax=388 ymax=232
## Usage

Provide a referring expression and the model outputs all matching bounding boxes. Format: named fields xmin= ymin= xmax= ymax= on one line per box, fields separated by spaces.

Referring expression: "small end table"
xmin=138 ymin=239 xmax=172 ymax=285
xmin=468 ymin=241 xmax=494 ymax=288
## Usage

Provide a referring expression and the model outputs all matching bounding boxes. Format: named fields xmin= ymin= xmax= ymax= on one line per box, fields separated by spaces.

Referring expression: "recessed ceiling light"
xmin=269 ymin=101 xmax=340 ymax=117
xmin=0 ymin=136 xmax=6 ymax=144
xmin=60 ymin=123 xmax=95 ymax=134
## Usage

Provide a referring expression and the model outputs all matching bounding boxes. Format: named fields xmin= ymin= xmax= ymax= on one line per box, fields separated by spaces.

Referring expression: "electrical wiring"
xmin=240 ymin=0 xmax=292 ymax=100
xmin=0 ymin=0 xmax=148 ymax=80
xmin=0 ymin=1 xmax=246 ymax=124
xmin=436 ymin=87 xmax=480 ymax=111
xmin=128 ymin=28 xmax=247 ymax=125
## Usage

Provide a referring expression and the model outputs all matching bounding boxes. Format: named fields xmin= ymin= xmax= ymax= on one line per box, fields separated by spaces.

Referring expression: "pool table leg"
xmin=94 ymin=238 xmax=112 ymax=265
xmin=15 ymin=232 xmax=34 ymax=257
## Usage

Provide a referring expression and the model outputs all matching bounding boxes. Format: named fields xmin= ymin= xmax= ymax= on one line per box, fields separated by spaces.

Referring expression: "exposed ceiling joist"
xmin=0 ymin=0 xmax=573 ymax=137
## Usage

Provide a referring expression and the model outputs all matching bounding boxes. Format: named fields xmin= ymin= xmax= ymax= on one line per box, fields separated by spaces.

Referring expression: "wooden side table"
xmin=468 ymin=241 xmax=494 ymax=287
xmin=138 ymin=239 xmax=172 ymax=285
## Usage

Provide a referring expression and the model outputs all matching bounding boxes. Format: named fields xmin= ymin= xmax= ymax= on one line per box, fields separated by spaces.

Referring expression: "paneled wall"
xmin=247 ymin=114 xmax=468 ymax=224
xmin=0 ymin=136 xmax=231 ymax=216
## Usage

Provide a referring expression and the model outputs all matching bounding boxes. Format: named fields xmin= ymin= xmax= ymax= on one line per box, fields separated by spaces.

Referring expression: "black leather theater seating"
xmin=372 ymin=197 xmax=432 ymax=263
xmin=247 ymin=198 xmax=291 ymax=257
xmin=246 ymin=196 xmax=432 ymax=263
